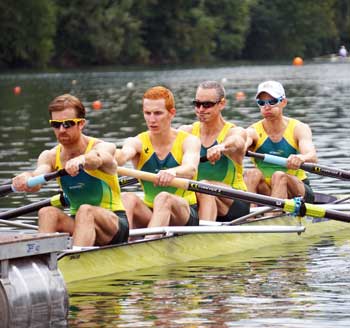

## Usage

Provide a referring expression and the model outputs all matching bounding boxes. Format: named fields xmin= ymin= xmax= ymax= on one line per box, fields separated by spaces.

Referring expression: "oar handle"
xmin=117 ymin=167 xmax=189 ymax=190
xmin=26 ymin=169 xmax=69 ymax=188
xmin=246 ymin=151 xmax=287 ymax=166
xmin=247 ymin=151 xmax=350 ymax=181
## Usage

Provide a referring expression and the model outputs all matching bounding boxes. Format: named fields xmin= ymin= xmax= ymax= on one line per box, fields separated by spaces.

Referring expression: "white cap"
xmin=255 ymin=81 xmax=285 ymax=99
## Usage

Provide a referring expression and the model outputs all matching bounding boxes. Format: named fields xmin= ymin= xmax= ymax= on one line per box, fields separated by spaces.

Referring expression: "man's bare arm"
xmin=287 ymin=123 xmax=317 ymax=169
xmin=115 ymin=137 xmax=141 ymax=167
xmin=206 ymin=127 xmax=247 ymax=164
xmin=12 ymin=149 xmax=54 ymax=192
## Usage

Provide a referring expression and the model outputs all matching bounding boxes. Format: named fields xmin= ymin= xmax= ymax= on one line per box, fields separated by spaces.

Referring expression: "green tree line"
xmin=0 ymin=0 xmax=349 ymax=68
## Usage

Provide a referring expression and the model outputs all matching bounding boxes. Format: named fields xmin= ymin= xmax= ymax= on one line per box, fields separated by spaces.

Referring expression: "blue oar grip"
xmin=264 ymin=154 xmax=288 ymax=167
xmin=27 ymin=175 xmax=47 ymax=188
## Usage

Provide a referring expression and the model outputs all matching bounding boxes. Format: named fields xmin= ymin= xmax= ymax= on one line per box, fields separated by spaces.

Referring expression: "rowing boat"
xmin=58 ymin=208 xmax=350 ymax=284
xmin=1 ymin=167 xmax=349 ymax=284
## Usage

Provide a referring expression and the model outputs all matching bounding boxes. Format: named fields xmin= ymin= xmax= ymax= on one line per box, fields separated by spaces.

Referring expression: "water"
xmin=0 ymin=62 xmax=350 ymax=327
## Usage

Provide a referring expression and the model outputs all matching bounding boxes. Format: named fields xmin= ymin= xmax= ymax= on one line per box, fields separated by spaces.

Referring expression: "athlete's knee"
xmin=271 ymin=171 xmax=288 ymax=185
xmin=244 ymin=168 xmax=263 ymax=182
xmin=154 ymin=192 xmax=173 ymax=209
xmin=271 ymin=171 xmax=288 ymax=188
xmin=75 ymin=204 xmax=95 ymax=224
xmin=195 ymin=191 xmax=212 ymax=202
xmin=38 ymin=206 xmax=60 ymax=220
xmin=122 ymin=192 xmax=140 ymax=208
xmin=38 ymin=206 xmax=65 ymax=231
xmin=77 ymin=204 xmax=93 ymax=214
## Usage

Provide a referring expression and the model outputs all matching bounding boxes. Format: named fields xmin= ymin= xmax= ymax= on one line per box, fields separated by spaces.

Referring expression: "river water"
xmin=0 ymin=62 xmax=350 ymax=327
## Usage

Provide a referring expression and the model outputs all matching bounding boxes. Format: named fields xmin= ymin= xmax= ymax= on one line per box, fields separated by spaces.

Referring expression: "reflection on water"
xmin=67 ymin=231 xmax=350 ymax=327
xmin=1 ymin=63 xmax=350 ymax=327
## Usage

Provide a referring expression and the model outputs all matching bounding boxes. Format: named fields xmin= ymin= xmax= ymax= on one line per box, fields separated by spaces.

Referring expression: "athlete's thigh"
xmin=87 ymin=206 xmax=119 ymax=239
xmin=132 ymin=198 xmax=153 ymax=227
xmin=39 ymin=206 xmax=75 ymax=234
xmin=168 ymin=195 xmax=191 ymax=225
xmin=257 ymin=180 xmax=271 ymax=195
xmin=286 ymin=175 xmax=305 ymax=198
xmin=215 ymin=196 xmax=233 ymax=216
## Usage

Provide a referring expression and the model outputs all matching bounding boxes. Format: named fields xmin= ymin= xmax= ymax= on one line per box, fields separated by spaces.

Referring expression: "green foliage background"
xmin=0 ymin=0 xmax=348 ymax=68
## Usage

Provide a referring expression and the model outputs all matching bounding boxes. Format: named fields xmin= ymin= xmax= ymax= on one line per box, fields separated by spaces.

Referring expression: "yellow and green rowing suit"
xmin=55 ymin=137 xmax=125 ymax=215
xmin=251 ymin=118 xmax=307 ymax=185
xmin=191 ymin=122 xmax=249 ymax=222
xmin=191 ymin=121 xmax=247 ymax=191
xmin=136 ymin=130 xmax=197 ymax=208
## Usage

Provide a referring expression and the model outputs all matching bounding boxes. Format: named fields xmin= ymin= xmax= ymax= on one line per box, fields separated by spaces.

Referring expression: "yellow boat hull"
xmin=58 ymin=215 xmax=350 ymax=284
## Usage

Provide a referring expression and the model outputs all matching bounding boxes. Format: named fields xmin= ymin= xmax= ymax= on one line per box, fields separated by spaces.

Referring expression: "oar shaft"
xmin=0 ymin=184 xmax=14 ymax=197
xmin=301 ymin=163 xmax=350 ymax=180
xmin=0 ymin=219 xmax=38 ymax=230
xmin=0 ymin=194 xmax=65 ymax=220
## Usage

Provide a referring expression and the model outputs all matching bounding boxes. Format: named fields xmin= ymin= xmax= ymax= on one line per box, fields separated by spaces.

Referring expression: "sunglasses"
xmin=256 ymin=97 xmax=284 ymax=107
xmin=192 ymin=100 xmax=221 ymax=109
xmin=49 ymin=118 xmax=84 ymax=129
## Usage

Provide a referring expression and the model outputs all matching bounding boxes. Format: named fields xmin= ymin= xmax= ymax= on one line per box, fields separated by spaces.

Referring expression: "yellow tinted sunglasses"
xmin=49 ymin=118 xmax=84 ymax=129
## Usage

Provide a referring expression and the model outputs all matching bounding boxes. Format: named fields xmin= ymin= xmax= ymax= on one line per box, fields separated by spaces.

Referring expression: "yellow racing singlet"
xmin=251 ymin=118 xmax=307 ymax=184
xmin=191 ymin=121 xmax=247 ymax=191
xmin=55 ymin=137 xmax=124 ymax=215
xmin=137 ymin=130 xmax=197 ymax=208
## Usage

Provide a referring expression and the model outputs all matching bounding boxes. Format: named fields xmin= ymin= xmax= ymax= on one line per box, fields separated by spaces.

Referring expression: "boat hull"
xmin=58 ymin=215 xmax=350 ymax=284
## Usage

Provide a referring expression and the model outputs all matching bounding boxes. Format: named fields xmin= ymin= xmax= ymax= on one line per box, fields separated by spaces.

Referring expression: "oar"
xmin=0 ymin=193 xmax=67 ymax=221
xmin=246 ymin=151 xmax=350 ymax=180
xmin=0 ymin=174 xmax=138 ymax=229
xmin=117 ymin=167 xmax=350 ymax=223
xmin=0 ymin=219 xmax=38 ymax=230
xmin=0 ymin=167 xmax=139 ymax=198
xmin=0 ymin=169 xmax=70 ymax=197
xmin=118 ymin=176 xmax=139 ymax=187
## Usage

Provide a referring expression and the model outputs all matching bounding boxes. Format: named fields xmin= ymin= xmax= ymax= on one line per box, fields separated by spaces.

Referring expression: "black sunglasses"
xmin=49 ymin=118 xmax=83 ymax=129
xmin=192 ymin=100 xmax=221 ymax=109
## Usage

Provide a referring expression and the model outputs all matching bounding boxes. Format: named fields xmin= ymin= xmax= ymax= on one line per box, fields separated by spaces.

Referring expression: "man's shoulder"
xmin=178 ymin=124 xmax=194 ymax=133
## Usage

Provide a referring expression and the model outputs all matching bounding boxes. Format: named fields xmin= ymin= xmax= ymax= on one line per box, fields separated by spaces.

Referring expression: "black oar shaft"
xmin=0 ymin=184 xmax=13 ymax=197
xmin=0 ymin=194 xmax=65 ymax=220
xmin=301 ymin=163 xmax=350 ymax=180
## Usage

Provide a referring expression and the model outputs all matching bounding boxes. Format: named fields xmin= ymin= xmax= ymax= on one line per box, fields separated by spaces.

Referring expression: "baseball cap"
xmin=255 ymin=81 xmax=286 ymax=99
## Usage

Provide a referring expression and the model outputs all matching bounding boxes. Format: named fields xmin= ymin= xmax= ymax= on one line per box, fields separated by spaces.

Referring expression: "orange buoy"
xmin=235 ymin=91 xmax=246 ymax=101
xmin=293 ymin=57 xmax=304 ymax=66
xmin=92 ymin=100 xmax=102 ymax=110
xmin=13 ymin=86 xmax=21 ymax=95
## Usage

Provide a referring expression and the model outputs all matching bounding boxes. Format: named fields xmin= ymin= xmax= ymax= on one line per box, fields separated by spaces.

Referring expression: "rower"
xmin=12 ymin=94 xmax=129 ymax=247
xmin=244 ymin=81 xmax=317 ymax=202
xmin=179 ymin=80 xmax=250 ymax=222
xmin=116 ymin=86 xmax=201 ymax=234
